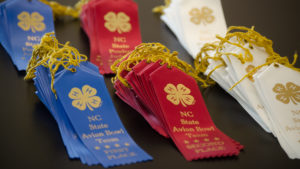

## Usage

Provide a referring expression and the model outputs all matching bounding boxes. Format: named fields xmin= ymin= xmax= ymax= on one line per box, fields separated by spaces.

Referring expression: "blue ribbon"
xmin=0 ymin=0 xmax=54 ymax=71
xmin=33 ymin=62 xmax=152 ymax=167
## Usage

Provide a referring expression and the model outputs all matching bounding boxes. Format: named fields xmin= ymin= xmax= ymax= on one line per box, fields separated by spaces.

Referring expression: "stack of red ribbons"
xmin=80 ymin=0 xmax=141 ymax=74
xmin=112 ymin=43 xmax=243 ymax=160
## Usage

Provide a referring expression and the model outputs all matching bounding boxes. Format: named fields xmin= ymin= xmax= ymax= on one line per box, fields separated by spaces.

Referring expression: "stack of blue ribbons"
xmin=32 ymin=58 xmax=152 ymax=167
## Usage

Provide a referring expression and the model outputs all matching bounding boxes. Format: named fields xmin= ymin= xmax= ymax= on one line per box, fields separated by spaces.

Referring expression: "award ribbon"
xmin=153 ymin=0 xmax=227 ymax=58
xmin=150 ymin=65 xmax=243 ymax=160
xmin=253 ymin=64 xmax=300 ymax=159
xmin=0 ymin=0 xmax=54 ymax=71
xmin=25 ymin=33 xmax=152 ymax=167
xmin=193 ymin=26 xmax=300 ymax=159
xmin=194 ymin=26 xmax=300 ymax=132
xmin=80 ymin=0 xmax=142 ymax=74
xmin=111 ymin=43 xmax=243 ymax=160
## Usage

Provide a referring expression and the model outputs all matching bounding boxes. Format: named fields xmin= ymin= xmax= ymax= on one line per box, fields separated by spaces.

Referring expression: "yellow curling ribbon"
xmin=152 ymin=0 xmax=171 ymax=14
xmin=111 ymin=43 xmax=208 ymax=88
xmin=194 ymin=26 xmax=300 ymax=90
xmin=24 ymin=32 xmax=87 ymax=95
xmin=39 ymin=0 xmax=89 ymax=18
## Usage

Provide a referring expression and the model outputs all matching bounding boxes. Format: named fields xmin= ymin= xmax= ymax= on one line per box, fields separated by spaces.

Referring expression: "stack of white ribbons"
xmin=254 ymin=64 xmax=300 ymax=159
xmin=197 ymin=28 xmax=300 ymax=159
xmin=158 ymin=0 xmax=227 ymax=58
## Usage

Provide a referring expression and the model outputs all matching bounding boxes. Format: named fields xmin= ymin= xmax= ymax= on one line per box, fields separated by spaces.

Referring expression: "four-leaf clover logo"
xmin=273 ymin=82 xmax=300 ymax=105
xmin=104 ymin=11 xmax=132 ymax=34
xmin=69 ymin=85 xmax=102 ymax=111
xmin=17 ymin=11 xmax=45 ymax=33
xmin=164 ymin=83 xmax=195 ymax=107
xmin=189 ymin=7 xmax=215 ymax=25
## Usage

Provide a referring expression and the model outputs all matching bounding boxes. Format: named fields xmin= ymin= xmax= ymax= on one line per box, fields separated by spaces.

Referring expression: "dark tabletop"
xmin=0 ymin=0 xmax=300 ymax=169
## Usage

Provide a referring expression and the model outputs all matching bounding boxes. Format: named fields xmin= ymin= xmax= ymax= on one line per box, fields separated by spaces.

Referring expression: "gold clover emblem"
xmin=17 ymin=11 xmax=45 ymax=33
xmin=104 ymin=11 xmax=131 ymax=34
xmin=273 ymin=82 xmax=300 ymax=105
xmin=69 ymin=85 xmax=102 ymax=111
xmin=164 ymin=83 xmax=195 ymax=107
xmin=189 ymin=7 xmax=215 ymax=25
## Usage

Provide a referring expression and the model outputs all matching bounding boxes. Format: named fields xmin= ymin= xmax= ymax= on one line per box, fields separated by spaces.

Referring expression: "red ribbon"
xmin=80 ymin=0 xmax=142 ymax=74
xmin=114 ymin=61 xmax=243 ymax=160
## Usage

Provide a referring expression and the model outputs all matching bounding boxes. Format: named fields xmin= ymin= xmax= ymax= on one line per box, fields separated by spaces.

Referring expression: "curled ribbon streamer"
xmin=24 ymin=32 xmax=87 ymax=95
xmin=111 ymin=43 xmax=209 ymax=88
xmin=152 ymin=0 xmax=171 ymax=14
xmin=39 ymin=0 xmax=89 ymax=18
xmin=194 ymin=26 xmax=300 ymax=90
